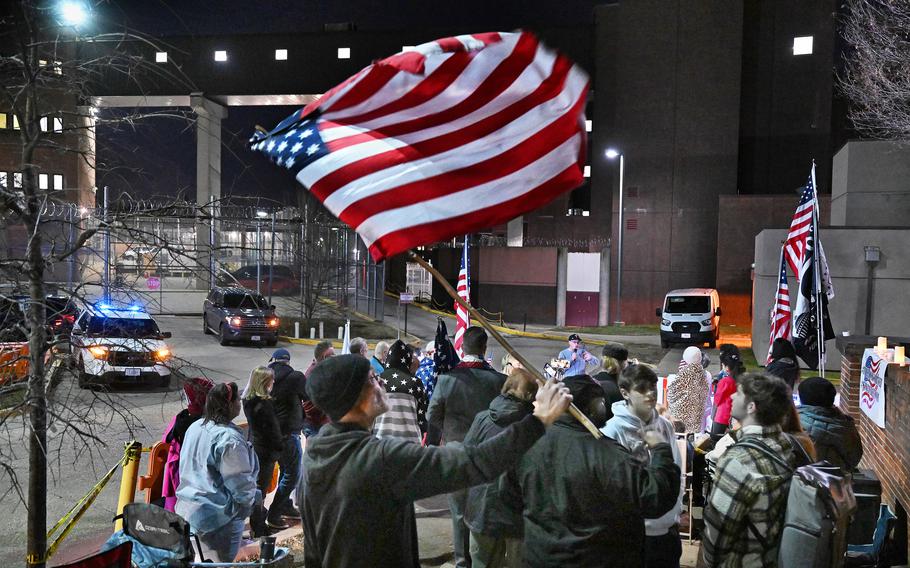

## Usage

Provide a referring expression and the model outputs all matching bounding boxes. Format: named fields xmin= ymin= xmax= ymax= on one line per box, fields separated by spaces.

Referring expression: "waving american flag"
xmin=767 ymin=250 xmax=791 ymax=364
xmin=251 ymin=31 xmax=589 ymax=261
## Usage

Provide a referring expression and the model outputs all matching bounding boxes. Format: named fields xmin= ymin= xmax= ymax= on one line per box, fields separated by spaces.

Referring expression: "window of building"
xmin=214 ymin=50 xmax=227 ymax=62
xmin=39 ymin=173 xmax=49 ymax=190
xmin=13 ymin=115 xmax=20 ymax=130
xmin=13 ymin=172 xmax=22 ymax=189
xmin=53 ymin=60 xmax=63 ymax=75
xmin=40 ymin=117 xmax=49 ymax=132
xmin=793 ymin=36 xmax=813 ymax=55
xmin=53 ymin=174 xmax=64 ymax=190
xmin=583 ymin=165 xmax=591 ymax=178
xmin=0 ymin=172 xmax=6 ymax=188
xmin=155 ymin=52 xmax=167 ymax=63
xmin=53 ymin=117 xmax=63 ymax=132
xmin=275 ymin=49 xmax=288 ymax=60
xmin=337 ymin=47 xmax=351 ymax=59
xmin=0 ymin=113 xmax=6 ymax=129
xmin=585 ymin=120 xmax=593 ymax=132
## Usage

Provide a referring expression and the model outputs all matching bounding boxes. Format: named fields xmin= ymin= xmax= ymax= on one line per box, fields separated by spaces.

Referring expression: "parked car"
xmin=223 ymin=265 xmax=299 ymax=296
xmin=203 ymin=287 xmax=280 ymax=346
xmin=8 ymin=294 xmax=80 ymax=341
xmin=70 ymin=303 xmax=173 ymax=389
xmin=656 ymin=288 xmax=722 ymax=349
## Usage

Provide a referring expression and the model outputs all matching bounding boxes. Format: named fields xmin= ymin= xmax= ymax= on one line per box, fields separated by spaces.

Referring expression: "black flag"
xmin=792 ymin=233 xmax=835 ymax=370
xmin=433 ymin=317 xmax=460 ymax=374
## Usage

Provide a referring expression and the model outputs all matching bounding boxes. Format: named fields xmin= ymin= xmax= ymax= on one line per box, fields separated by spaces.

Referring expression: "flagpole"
xmin=811 ymin=162 xmax=825 ymax=375
xmin=408 ymin=250 xmax=604 ymax=439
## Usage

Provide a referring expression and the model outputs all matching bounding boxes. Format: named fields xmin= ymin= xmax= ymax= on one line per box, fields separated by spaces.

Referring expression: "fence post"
xmin=114 ymin=441 xmax=143 ymax=532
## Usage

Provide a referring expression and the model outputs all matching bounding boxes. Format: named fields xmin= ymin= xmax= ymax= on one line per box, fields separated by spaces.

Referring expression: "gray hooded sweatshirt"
xmin=602 ymin=400 xmax=684 ymax=536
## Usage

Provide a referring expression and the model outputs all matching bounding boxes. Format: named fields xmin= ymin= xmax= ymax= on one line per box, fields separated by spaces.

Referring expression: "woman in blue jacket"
xmin=177 ymin=382 xmax=259 ymax=561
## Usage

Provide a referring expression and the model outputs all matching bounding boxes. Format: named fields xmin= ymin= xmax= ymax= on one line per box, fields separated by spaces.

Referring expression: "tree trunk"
xmin=26 ymin=225 xmax=47 ymax=568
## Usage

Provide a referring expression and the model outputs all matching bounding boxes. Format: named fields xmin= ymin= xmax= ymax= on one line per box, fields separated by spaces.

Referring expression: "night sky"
xmin=93 ymin=0 xmax=605 ymax=205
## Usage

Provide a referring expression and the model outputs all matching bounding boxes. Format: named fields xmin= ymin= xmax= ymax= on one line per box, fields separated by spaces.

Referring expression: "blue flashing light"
xmin=97 ymin=303 xmax=111 ymax=310
xmin=128 ymin=305 xmax=142 ymax=311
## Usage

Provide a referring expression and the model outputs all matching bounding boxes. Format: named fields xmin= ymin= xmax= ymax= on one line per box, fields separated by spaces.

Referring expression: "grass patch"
xmin=554 ymin=324 xmax=660 ymax=336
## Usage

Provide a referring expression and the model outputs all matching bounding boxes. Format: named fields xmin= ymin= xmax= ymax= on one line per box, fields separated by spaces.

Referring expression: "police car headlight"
xmin=87 ymin=345 xmax=109 ymax=360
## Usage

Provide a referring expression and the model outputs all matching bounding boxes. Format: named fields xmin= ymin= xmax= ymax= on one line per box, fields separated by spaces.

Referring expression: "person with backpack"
xmin=797 ymin=376 xmax=863 ymax=471
xmin=700 ymin=372 xmax=796 ymax=568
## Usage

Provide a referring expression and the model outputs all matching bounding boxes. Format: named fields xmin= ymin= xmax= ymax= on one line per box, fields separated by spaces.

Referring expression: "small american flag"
xmin=784 ymin=174 xmax=816 ymax=276
xmin=250 ymin=31 xmax=589 ymax=262
xmin=453 ymin=238 xmax=470 ymax=357
xmin=767 ymin=250 xmax=792 ymax=364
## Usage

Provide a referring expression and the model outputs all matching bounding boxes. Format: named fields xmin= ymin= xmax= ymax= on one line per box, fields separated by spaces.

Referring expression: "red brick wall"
xmin=838 ymin=337 xmax=910 ymax=560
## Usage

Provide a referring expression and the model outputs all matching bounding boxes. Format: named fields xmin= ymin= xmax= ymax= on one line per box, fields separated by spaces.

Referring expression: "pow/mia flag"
xmin=792 ymin=233 xmax=835 ymax=370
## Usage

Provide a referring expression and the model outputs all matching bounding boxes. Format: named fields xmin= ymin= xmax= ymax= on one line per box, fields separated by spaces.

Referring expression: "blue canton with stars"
xmin=250 ymin=114 xmax=329 ymax=174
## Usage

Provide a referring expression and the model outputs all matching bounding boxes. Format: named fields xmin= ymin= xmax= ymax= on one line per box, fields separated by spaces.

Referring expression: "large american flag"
xmin=453 ymin=238 xmax=470 ymax=357
xmin=783 ymin=174 xmax=816 ymax=276
xmin=250 ymin=31 xmax=589 ymax=261
xmin=767 ymin=250 xmax=792 ymax=364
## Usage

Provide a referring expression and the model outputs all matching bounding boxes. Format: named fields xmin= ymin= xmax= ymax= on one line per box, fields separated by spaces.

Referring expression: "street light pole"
xmin=606 ymin=150 xmax=625 ymax=324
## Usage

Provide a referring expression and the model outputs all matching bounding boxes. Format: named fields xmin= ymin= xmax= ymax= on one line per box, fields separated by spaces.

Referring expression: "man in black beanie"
xmin=298 ymin=354 xmax=573 ymax=568
xmin=798 ymin=377 xmax=863 ymax=471
xmin=501 ymin=374 xmax=681 ymax=567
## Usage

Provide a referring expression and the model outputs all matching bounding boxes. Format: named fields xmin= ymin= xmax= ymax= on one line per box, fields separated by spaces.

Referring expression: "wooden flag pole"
xmin=408 ymin=251 xmax=603 ymax=439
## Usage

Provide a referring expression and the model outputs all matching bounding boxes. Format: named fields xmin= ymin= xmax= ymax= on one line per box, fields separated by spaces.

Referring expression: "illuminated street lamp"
xmin=58 ymin=1 xmax=89 ymax=27
xmin=605 ymin=148 xmax=624 ymax=324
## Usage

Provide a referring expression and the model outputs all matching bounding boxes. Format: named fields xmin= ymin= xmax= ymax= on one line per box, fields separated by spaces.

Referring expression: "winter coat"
xmin=766 ymin=357 xmax=800 ymax=389
xmin=161 ymin=410 xmax=203 ymax=512
xmin=667 ymin=364 xmax=710 ymax=433
xmin=592 ymin=370 xmax=624 ymax=421
xmin=713 ymin=375 xmax=737 ymax=427
xmin=300 ymin=415 xmax=546 ymax=568
xmin=372 ymin=367 xmax=428 ymax=444
xmin=463 ymin=394 xmax=534 ymax=538
xmin=501 ymin=415 xmax=680 ymax=567
xmin=176 ymin=420 xmax=259 ymax=534
xmin=798 ymin=405 xmax=863 ymax=471
xmin=603 ymin=401 xmax=684 ymax=536
xmin=269 ymin=361 xmax=308 ymax=435
xmin=426 ymin=362 xmax=506 ymax=445
xmin=242 ymin=397 xmax=284 ymax=462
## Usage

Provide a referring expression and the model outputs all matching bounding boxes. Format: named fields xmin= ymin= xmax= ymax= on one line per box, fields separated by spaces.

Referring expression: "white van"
xmin=656 ymin=288 xmax=721 ymax=349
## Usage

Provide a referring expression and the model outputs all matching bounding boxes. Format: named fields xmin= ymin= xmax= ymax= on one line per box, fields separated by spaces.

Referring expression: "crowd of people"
xmin=161 ymin=328 xmax=864 ymax=567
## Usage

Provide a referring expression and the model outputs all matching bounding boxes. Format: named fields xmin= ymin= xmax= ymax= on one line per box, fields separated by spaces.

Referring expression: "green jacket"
xmin=301 ymin=415 xmax=545 ymax=568
xmin=502 ymin=416 xmax=680 ymax=567
xmin=798 ymin=405 xmax=863 ymax=471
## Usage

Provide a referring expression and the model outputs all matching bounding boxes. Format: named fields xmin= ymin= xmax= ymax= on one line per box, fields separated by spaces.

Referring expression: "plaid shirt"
xmin=701 ymin=424 xmax=795 ymax=567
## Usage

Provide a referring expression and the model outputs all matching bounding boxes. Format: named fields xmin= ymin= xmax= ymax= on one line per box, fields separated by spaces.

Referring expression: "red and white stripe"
xmin=767 ymin=252 xmax=792 ymax=364
xmin=293 ymin=31 xmax=589 ymax=261
xmin=784 ymin=193 xmax=815 ymax=276
xmin=454 ymin=241 xmax=470 ymax=357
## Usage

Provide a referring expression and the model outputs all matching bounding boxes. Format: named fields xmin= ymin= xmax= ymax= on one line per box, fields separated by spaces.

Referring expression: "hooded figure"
xmin=766 ymin=338 xmax=800 ymax=389
xmin=161 ymin=377 xmax=215 ymax=511
xmin=603 ymin=364 xmax=684 ymax=554
xmin=797 ymin=377 xmax=863 ymax=470
xmin=373 ymin=340 xmax=428 ymax=444
xmin=667 ymin=347 xmax=711 ymax=433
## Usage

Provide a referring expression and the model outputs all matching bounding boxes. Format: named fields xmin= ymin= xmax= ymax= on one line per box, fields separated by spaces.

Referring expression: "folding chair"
xmin=54 ymin=541 xmax=133 ymax=568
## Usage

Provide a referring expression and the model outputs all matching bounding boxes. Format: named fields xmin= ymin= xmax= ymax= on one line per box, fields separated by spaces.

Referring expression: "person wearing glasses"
xmin=176 ymin=382 xmax=259 ymax=562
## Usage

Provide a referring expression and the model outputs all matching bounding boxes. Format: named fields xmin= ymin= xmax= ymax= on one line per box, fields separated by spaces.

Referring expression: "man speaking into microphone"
xmin=557 ymin=334 xmax=601 ymax=377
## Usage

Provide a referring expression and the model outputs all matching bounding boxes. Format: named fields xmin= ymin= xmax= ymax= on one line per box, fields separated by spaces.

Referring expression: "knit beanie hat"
xmin=682 ymin=346 xmax=702 ymax=366
xmin=798 ymin=376 xmax=836 ymax=407
xmin=306 ymin=354 xmax=372 ymax=421
xmin=601 ymin=342 xmax=629 ymax=362
xmin=562 ymin=375 xmax=604 ymax=411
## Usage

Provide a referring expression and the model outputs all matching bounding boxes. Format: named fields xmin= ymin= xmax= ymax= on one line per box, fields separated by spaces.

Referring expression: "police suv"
xmin=70 ymin=303 xmax=173 ymax=388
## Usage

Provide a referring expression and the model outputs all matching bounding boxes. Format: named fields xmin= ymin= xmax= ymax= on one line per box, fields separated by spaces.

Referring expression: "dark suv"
xmin=203 ymin=287 xmax=280 ymax=346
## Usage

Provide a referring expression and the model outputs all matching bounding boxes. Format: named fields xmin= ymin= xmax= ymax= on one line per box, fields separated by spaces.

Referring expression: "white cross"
xmin=306 ymin=143 xmax=320 ymax=156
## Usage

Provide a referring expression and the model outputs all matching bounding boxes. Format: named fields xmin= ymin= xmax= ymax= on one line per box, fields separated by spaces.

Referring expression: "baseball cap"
xmin=271 ymin=348 xmax=291 ymax=361
xmin=568 ymin=333 xmax=581 ymax=342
